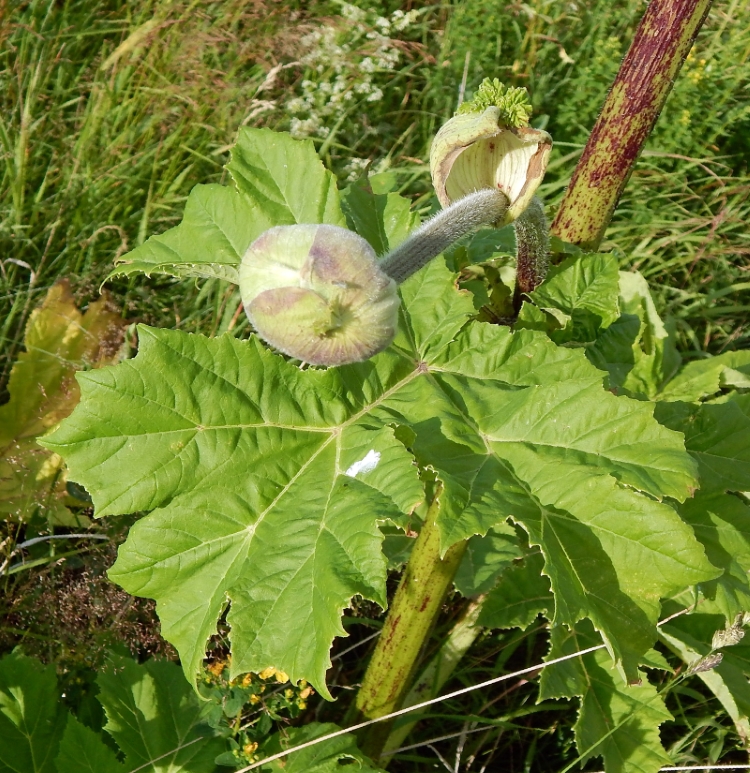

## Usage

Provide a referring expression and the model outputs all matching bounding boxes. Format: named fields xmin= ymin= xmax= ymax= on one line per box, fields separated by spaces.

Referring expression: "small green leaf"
xmin=577 ymin=649 xmax=673 ymax=773
xmin=542 ymin=622 xmax=673 ymax=773
xmin=658 ymin=350 xmax=750 ymax=402
xmin=227 ymin=128 xmax=345 ymax=229
xmin=661 ymin=615 xmax=750 ymax=746
xmin=97 ymin=655 xmax=223 ymax=772
xmin=588 ymin=270 xmax=681 ymax=398
xmin=394 ymin=257 xmax=477 ymax=362
xmin=340 ymin=180 xmax=418 ymax=256
xmin=0 ymin=651 xmax=66 ymax=773
xmin=524 ymin=252 xmax=621 ymax=343
xmin=677 ymin=492 xmax=750 ymax=619
xmin=654 ymin=400 xmax=750 ymax=494
xmin=506 ymin=449 xmax=714 ymax=680
xmin=109 ymin=184 xmax=259 ymax=282
xmin=465 ymin=225 xmax=517 ymax=264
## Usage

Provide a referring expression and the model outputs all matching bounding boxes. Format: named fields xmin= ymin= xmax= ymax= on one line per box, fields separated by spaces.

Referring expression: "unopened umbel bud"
xmin=430 ymin=82 xmax=552 ymax=225
xmin=240 ymin=224 xmax=399 ymax=366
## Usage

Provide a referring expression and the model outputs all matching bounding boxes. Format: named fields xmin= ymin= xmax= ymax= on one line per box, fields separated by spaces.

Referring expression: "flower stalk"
xmin=379 ymin=594 xmax=488 ymax=760
xmin=354 ymin=488 xmax=468 ymax=760
xmin=551 ymin=0 xmax=714 ymax=251
xmin=380 ymin=189 xmax=509 ymax=284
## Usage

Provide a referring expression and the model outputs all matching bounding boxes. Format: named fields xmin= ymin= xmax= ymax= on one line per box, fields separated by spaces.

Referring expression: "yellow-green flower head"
xmin=239 ymin=224 xmax=399 ymax=366
xmin=456 ymin=78 xmax=533 ymax=126
xmin=430 ymin=79 xmax=552 ymax=224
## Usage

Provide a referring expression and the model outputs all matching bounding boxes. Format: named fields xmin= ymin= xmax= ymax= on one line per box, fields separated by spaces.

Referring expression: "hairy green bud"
xmin=240 ymin=224 xmax=399 ymax=366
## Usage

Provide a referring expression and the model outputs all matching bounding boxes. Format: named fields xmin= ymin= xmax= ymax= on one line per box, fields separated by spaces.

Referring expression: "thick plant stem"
xmin=379 ymin=595 xmax=487 ymax=762
xmin=380 ymin=189 xmax=508 ymax=283
xmin=513 ymin=196 xmax=549 ymax=310
xmin=355 ymin=490 xmax=468 ymax=760
xmin=551 ymin=0 xmax=713 ymax=251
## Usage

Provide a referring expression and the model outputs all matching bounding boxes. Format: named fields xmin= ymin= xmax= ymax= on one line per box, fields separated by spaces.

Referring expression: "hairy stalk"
xmin=513 ymin=196 xmax=550 ymax=310
xmin=551 ymin=0 xmax=713 ymax=251
xmin=354 ymin=488 xmax=468 ymax=760
xmin=380 ymin=189 xmax=509 ymax=284
xmin=380 ymin=595 xmax=487 ymax=762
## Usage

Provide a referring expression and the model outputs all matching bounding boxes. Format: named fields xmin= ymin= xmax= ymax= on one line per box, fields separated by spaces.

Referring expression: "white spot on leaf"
xmin=345 ymin=450 xmax=381 ymax=478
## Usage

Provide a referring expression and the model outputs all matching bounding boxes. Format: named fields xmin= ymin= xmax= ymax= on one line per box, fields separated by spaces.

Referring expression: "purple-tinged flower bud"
xmin=240 ymin=224 xmax=399 ymax=366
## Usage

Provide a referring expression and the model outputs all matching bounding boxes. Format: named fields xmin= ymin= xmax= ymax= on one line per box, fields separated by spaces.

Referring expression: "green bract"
xmin=239 ymin=224 xmax=399 ymax=366
xmin=456 ymin=77 xmax=533 ymax=126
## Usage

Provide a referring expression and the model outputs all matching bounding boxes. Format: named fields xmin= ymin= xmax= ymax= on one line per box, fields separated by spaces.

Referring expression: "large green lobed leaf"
xmin=45 ymin=131 xmax=718 ymax=696
xmin=46 ymin=257 xmax=713 ymax=693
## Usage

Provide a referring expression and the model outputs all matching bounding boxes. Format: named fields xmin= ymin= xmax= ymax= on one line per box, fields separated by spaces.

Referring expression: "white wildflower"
xmin=392 ymin=9 xmax=419 ymax=31
xmin=340 ymin=2 xmax=366 ymax=22
xmin=286 ymin=97 xmax=306 ymax=114
xmin=342 ymin=157 xmax=369 ymax=182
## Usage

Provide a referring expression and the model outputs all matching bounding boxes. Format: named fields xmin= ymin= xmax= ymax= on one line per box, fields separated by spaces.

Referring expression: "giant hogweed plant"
xmin=36 ymin=8 xmax=750 ymax=773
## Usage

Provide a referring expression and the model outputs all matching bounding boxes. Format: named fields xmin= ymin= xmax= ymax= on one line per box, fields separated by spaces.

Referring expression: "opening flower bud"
xmin=239 ymin=224 xmax=400 ymax=366
xmin=430 ymin=81 xmax=552 ymax=224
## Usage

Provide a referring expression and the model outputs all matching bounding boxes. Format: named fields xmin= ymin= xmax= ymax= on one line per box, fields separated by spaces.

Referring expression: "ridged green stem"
xmin=380 ymin=189 xmax=509 ymax=284
xmin=379 ymin=594 xmax=487 ymax=763
xmin=354 ymin=490 xmax=468 ymax=760
xmin=551 ymin=0 xmax=713 ymax=251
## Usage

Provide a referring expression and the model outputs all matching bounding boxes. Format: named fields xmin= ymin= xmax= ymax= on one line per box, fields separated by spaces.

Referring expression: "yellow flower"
xmin=207 ymin=660 xmax=226 ymax=678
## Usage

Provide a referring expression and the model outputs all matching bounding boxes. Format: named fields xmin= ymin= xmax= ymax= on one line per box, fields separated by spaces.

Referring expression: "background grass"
xmin=2 ymin=0 xmax=749 ymax=397
xmin=1 ymin=0 xmax=750 ymax=770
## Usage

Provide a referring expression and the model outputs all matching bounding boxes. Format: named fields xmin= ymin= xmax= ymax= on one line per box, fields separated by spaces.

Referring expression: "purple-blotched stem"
xmin=551 ymin=0 xmax=713 ymax=251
